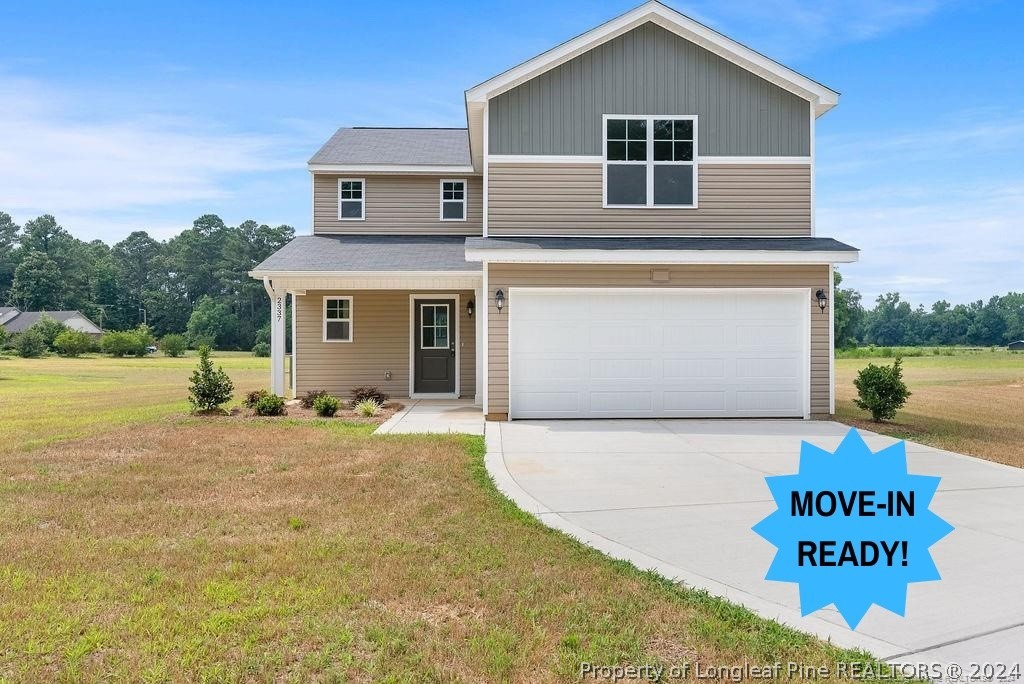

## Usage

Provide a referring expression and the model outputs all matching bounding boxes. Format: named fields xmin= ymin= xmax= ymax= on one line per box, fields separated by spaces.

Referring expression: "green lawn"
xmin=835 ymin=348 xmax=1024 ymax=468
xmin=0 ymin=354 xmax=876 ymax=680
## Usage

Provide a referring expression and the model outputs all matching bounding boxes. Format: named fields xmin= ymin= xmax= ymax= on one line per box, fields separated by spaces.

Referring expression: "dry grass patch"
xmin=836 ymin=352 xmax=1024 ymax=467
xmin=0 ymin=419 xmax=874 ymax=681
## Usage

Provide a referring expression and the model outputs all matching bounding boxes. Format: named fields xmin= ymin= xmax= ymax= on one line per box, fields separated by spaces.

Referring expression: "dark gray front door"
xmin=414 ymin=299 xmax=456 ymax=394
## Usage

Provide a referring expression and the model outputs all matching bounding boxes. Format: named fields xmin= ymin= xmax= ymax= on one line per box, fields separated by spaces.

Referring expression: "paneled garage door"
xmin=508 ymin=288 xmax=808 ymax=419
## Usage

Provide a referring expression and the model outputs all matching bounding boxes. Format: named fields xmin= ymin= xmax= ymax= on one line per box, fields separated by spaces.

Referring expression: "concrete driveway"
xmin=485 ymin=419 xmax=1024 ymax=664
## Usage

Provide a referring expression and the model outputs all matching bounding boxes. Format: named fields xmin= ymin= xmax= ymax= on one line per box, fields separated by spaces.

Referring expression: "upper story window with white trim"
xmin=439 ymin=179 xmax=466 ymax=221
xmin=603 ymin=115 xmax=697 ymax=208
xmin=323 ymin=296 xmax=353 ymax=342
xmin=338 ymin=179 xmax=365 ymax=220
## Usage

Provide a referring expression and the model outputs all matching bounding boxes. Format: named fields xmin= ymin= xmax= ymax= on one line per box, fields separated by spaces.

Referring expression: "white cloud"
xmin=0 ymin=76 xmax=301 ymax=220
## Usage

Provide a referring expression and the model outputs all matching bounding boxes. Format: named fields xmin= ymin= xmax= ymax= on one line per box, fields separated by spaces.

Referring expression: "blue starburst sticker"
xmin=752 ymin=428 xmax=954 ymax=630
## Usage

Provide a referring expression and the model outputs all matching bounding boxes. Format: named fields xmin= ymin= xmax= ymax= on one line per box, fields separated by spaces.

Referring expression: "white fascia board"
xmin=308 ymin=164 xmax=478 ymax=174
xmin=249 ymin=270 xmax=483 ymax=280
xmin=464 ymin=1 xmax=838 ymax=115
xmin=464 ymin=248 xmax=859 ymax=265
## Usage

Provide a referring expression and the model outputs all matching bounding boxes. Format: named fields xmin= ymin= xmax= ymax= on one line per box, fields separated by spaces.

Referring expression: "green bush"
xmin=188 ymin=346 xmax=234 ymax=412
xmin=160 ymin=333 xmax=187 ymax=358
xmin=312 ymin=394 xmax=340 ymax=417
xmin=13 ymin=328 xmax=46 ymax=358
xmin=300 ymin=389 xmax=329 ymax=409
xmin=351 ymin=386 xmax=389 ymax=405
xmin=53 ymin=329 xmax=93 ymax=357
xmin=101 ymin=330 xmax=147 ymax=357
xmin=134 ymin=324 xmax=156 ymax=356
xmin=354 ymin=398 xmax=381 ymax=417
xmin=252 ymin=342 xmax=270 ymax=357
xmin=254 ymin=393 xmax=286 ymax=416
xmin=32 ymin=314 xmax=67 ymax=349
xmin=853 ymin=357 xmax=912 ymax=422
xmin=0 ymin=326 xmax=9 ymax=349
xmin=244 ymin=388 xmax=270 ymax=408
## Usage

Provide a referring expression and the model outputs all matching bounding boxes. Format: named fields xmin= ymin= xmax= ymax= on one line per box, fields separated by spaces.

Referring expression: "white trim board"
xmin=310 ymin=164 xmax=478 ymax=174
xmin=465 ymin=1 xmax=838 ymax=115
xmin=408 ymin=294 xmax=461 ymax=399
xmin=464 ymin=249 xmax=859 ymax=265
xmin=488 ymin=155 xmax=809 ymax=165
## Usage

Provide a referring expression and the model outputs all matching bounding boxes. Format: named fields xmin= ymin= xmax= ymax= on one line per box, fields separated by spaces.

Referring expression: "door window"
xmin=420 ymin=304 xmax=449 ymax=349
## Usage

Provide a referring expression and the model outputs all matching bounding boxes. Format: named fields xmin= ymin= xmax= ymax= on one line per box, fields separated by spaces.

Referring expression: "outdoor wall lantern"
xmin=467 ymin=299 xmax=475 ymax=318
xmin=494 ymin=289 xmax=505 ymax=313
xmin=815 ymin=289 xmax=828 ymax=313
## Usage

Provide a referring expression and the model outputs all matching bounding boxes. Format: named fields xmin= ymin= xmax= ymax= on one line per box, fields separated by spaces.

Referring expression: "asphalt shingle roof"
xmin=251 ymin=235 xmax=480 ymax=273
xmin=1 ymin=310 xmax=100 ymax=333
xmin=309 ymin=128 xmax=471 ymax=166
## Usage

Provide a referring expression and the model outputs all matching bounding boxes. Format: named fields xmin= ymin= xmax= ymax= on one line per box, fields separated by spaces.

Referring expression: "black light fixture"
xmin=467 ymin=299 xmax=475 ymax=318
xmin=494 ymin=289 xmax=505 ymax=313
xmin=815 ymin=289 xmax=828 ymax=313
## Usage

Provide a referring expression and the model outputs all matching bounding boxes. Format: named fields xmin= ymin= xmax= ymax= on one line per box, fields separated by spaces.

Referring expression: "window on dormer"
xmin=604 ymin=115 xmax=697 ymax=208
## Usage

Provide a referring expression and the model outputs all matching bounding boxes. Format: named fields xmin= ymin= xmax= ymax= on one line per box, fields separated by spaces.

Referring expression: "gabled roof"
xmin=465 ymin=0 xmax=838 ymax=116
xmin=309 ymin=127 xmax=474 ymax=171
xmin=1 ymin=310 xmax=102 ymax=334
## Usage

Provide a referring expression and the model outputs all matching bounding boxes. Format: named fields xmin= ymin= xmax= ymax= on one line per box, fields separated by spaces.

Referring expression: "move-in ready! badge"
xmin=752 ymin=428 xmax=954 ymax=629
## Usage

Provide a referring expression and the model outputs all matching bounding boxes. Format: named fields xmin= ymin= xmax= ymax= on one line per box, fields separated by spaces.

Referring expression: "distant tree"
xmin=186 ymin=295 xmax=240 ymax=349
xmin=0 ymin=211 xmax=20 ymax=302
xmin=833 ymin=270 xmax=865 ymax=348
xmin=10 ymin=251 xmax=62 ymax=310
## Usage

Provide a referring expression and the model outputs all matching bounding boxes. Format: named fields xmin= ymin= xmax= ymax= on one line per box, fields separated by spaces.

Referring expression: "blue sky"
xmin=1 ymin=0 xmax=1021 ymax=305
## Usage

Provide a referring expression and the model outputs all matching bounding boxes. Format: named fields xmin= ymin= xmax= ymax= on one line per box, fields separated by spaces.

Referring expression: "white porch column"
xmin=474 ymin=283 xmax=484 ymax=405
xmin=263 ymin=277 xmax=287 ymax=396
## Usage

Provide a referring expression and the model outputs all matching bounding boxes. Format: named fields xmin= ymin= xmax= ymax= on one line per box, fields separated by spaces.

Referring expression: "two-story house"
xmin=250 ymin=0 xmax=858 ymax=421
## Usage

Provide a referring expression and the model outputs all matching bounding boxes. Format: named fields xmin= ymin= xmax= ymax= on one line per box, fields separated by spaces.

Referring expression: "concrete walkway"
xmin=375 ymin=399 xmax=483 ymax=435
xmin=485 ymin=419 xmax=1024 ymax=664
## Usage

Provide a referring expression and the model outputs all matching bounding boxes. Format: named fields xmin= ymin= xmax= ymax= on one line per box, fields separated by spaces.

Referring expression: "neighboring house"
xmin=250 ymin=0 xmax=858 ymax=420
xmin=0 ymin=310 xmax=103 ymax=337
xmin=1009 ymin=341 xmax=1024 ymax=351
xmin=0 ymin=307 xmax=19 ymax=326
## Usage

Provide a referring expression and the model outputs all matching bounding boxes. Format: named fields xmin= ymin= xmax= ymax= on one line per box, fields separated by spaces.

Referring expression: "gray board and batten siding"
xmin=488 ymin=22 xmax=810 ymax=157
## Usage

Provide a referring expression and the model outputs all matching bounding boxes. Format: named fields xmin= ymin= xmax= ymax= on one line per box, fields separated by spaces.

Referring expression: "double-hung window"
xmin=603 ymin=115 xmax=696 ymax=208
xmin=439 ymin=179 xmax=466 ymax=221
xmin=323 ymin=296 xmax=353 ymax=342
xmin=338 ymin=179 xmax=364 ymax=220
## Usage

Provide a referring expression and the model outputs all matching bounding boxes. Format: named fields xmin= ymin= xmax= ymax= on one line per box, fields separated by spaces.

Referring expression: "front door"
xmin=414 ymin=299 xmax=456 ymax=394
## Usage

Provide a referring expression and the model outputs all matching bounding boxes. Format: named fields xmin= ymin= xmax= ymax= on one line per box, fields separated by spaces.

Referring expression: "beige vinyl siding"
xmin=313 ymin=174 xmax=483 ymax=235
xmin=487 ymin=163 xmax=811 ymax=235
xmin=486 ymin=264 xmax=830 ymax=418
xmin=295 ymin=289 xmax=475 ymax=398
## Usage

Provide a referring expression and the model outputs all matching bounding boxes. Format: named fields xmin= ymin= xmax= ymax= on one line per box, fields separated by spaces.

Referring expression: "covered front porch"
xmin=249 ymin=235 xmax=483 ymax=405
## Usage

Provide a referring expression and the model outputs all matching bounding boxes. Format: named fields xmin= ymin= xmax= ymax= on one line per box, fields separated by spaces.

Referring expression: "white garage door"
xmin=508 ymin=289 xmax=808 ymax=419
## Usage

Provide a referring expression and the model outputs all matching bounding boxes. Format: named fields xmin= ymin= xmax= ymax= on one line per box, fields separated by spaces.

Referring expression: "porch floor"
xmin=374 ymin=399 xmax=484 ymax=436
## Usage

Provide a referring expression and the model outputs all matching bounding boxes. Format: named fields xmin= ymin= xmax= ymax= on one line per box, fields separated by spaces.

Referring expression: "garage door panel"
xmin=509 ymin=290 xmax=807 ymax=419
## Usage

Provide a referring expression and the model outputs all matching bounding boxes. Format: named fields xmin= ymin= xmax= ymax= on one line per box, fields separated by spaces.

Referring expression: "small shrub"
xmin=354 ymin=398 xmax=381 ymax=417
xmin=251 ymin=342 xmax=270 ymax=357
xmin=101 ymin=330 xmax=146 ymax=357
xmin=254 ymin=393 xmax=286 ymax=416
xmin=53 ymin=329 xmax=93 ymax=357
xmin=312 ymin=394 xmax=340 ymax=417
xmin=351 ymin=386 xmax=389 ymax=405
xmin=300 ymin=389 xmax=329 ymax=409
xmin=244 ymin=388 xmax=270 ymax=408
xmin=134 ymin=324 xmax=156 ymax=356
xmin=13 ymin=328 xmax=46 ymax=358
xmin=188 ymin=346 xmax=234 ymax=412
xmin=161 ymin=334 xmax=187 ymax=357
xmin=853 ymin=356 xmax=911 ymax=422
xmin=0 ymin=327 xmax=8 ymax=349
xmin=32 ymin=314 xmax=68 ymax=349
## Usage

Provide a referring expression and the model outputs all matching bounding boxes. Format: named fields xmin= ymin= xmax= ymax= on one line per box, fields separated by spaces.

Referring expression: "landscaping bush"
xmin=351 ymin=386 xmax=389 ymax=405
xmin=312 ymin=394 xmax=340 ymax=417
xmin=854 ymin=356 xmax=912 ymax=422
xmin=187 ymin=346 xmax=234 ymax=412
xmin=32 ymin=314 xmax=68 ymax=350
xmin=244 ymin=388 xmax=271 ymax=408
xmin=53 ymin=329 xmax=93 ymax=357
xmin=354 ymin=398 xmax=381 ymax=417
xmin=254 ymin=393 xmax=286 ymax=416
xmin=252 ymin=342 xmax=270 ymax=357
xmin=101 ymin=330 xmax=147 ymax=357
xmin=160 ymin=333 xmax=187 ymax=358
xmin=13 ymin=328 xmax=46 ymax=358
xmin=300 ymin=389 xmax=329 ymax=409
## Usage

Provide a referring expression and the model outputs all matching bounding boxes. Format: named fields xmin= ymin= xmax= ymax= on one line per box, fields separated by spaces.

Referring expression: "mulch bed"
xmin=216 ymin=401 xmax=405 ymax=426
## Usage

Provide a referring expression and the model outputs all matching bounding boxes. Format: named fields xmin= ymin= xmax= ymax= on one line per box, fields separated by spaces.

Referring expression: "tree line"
xmin=0 ymin=211 xmax=293 ymax=350
xmin=834 ymin=272 xmax=1024 ymax=348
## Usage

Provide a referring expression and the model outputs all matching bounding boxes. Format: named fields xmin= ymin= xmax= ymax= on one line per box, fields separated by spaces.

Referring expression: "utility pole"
xmin=139 ymin=307 xmax=147 ymax=325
